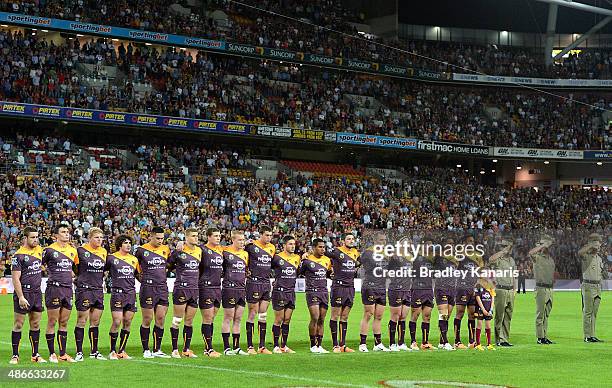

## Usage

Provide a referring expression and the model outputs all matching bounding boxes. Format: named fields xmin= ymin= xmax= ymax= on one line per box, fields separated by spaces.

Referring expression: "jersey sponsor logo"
xmin=184 ymin=260 xmax=199 ymax=270
xmin=211 ymin=257 xmax=223 ymax=266
xmin=147 ymin=257 xmax=164 ymax=266
xmin=28 ymin=261 xmax=42 ymax=271
xmin=258 ymin=255 xmax=271 ymax=264
xmin=342 ymin=260 xmax=356 ymax=269
xmin=314 ymin=268 xmax=327 ymax=278
xmin=282 ymin=266 xmax=296 ymax=276
xmin=87 ymin=259 xmax=105 ymax=270
xmin=57 ymin=258 xmax=72 ymax=269
xmin=119 ymin=266 xmax=134 ymax=276
xmin=234 ymin=260 xmax=245 ymax=271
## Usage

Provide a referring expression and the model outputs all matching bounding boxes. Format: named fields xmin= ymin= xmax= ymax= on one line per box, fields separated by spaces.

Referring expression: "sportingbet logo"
xmin=128 ymin=31 xmax=168 ymax=42
xmin=69 ymin=23 xmax=112 ymax=34
xmin=88 ymin=260 xmax=105 ymax=270
xmin=7 ymin=14 xmax=51 ymax=26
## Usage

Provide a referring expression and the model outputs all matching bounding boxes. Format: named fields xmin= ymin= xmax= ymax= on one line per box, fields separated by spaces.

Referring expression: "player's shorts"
xmin=172 ymin=288 xmax=199 ymax=308
xmin=455 ymin=288 xmax=475 ymax=306
xmin=222 ymin=288 xmax=246 ymax=308
xmin=305 ymin=289 xmax=329 ymax=308
xmin=199 ymin=287 xmax=222 ymax=309
xmin=75 ymin=289 xmax=105 ymax=311
xmin=410 ymin=289 xmax=434 ymax=308
xmin=14 ymin=290 xmax=44 ymax=314
xmin=388 ymin=289 xmax=411 ymax=307
xmin=139 ymin=284 xmax=169 ymax=308
xmin=361 ymin=288 xmax=387 ymax=306
xmin=110 ymin=289 xmax=137 ymax=312
xmin=44 ymin=285 xmax=73 ymax=310
xmin=475 ymin=306 xmax=493 ymax=320
xmin=330 ymin=286 xmax=355 ymax=308
xmin=272 ymin=289 xmax=296 ymax=311
xmin=246 ymin=282 xmax=271 ymax=304
xmin=435 ymin=288 xmax=456 ymax=306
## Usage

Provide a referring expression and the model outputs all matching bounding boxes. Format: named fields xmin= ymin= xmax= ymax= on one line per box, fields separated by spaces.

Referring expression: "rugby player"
xmin=245 ymin=226 xmax=275 ymax=354
xmin=409 ymin=236 xmax=436 ymax=351
xmin=43 ymin=223 xmax=78 ymax=363
xmin=106 ymin=235 xmax=139 ymax=360
xmin=10 ymin=227 xmax=46 ymax=364
xmin=327 ymin=233 xmax=360 ymax=353
xmin=221 ymin=230 xmax=250 ymax=356
xmin=387 ymin=236 xmax=413 ymax=352
xmin=270 ymin=235 xmax=301 ymax=353
xmin=359 ymin=233 xmax=390 ymax=352
xmin=168 ymin=228 xmax=202 ymax=358
xmin=199 ymin=228 xmax=224 ymax=357
xmin=74 ymin=228 xmax=108 ymax=361
xmin=454 ymin=235 xmax=484 ymax=349
xmin=434 ymin=238 xmax=458 ymax=351
xmin=135 ymin=226 xmax=172 ymax=358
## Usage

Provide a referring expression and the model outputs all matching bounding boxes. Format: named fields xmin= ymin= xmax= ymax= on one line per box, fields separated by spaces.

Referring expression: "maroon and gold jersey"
xmin=327 ymin=246 xmax=360 ymax=286
xmin=222 ymin=247 xmax=249 ymax=289
xmin=475 ymin=285 xmax=495 ymax=311
xmin=271 ymin=251 xmax=301 ymax=291
xmin=457 ymin=253 xmax=484 ymax=289
xmin=42 ymin=242 xmax=78 ymax=287
xmin=300 ymin=254 xmax=332 ymax=291
xmin=76 ymin=244 xmax=107 ymax=290
xmin=135 ymin=243 xmax=170 ymax=287
xmin=246 ymin=240 xmax=276 ymax=283
xmin=199 ymin=244 xmax=224 ymax=289
xmin=105 ymin=252 xmax=139 ymax=293
xmin=168 ymin=245 xmax=202 ymax=290
xmin=11 ymin=245 xmax=44 ymax=289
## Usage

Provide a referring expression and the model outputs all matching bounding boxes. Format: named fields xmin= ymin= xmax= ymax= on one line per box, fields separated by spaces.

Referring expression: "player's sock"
xmin=476 ymin=327 xmax=481 ymax=346
xmin=272 ymin=324 xmax=281 ymax=348
xmin=453 ymin=318 xmax=462 ymax=344
xmin=485 ymin=328 xmax=491 ymax=346
xmin=119 ymin=330 xmax=130 ymax=353
xmin=339 ymin=321 xmax=348 ymax=347
xmin=360 ymin=334 xmax=367 ymax=345
xmin=281 ymin=323 xmax=290 ymax=348
xmin=110 ymin=332 xmax=118 ymax=352
xmin=202 ymin=324 xmax=213 ymax=351
xmin=408 ymin=321 xmax=417 ymax=343
xmin=439 ymin=319 xmax=448 ymax=344
xmin=388 ymin=320 xmax=397 ymax=345
xmin=89 ymin=326 xmax=99 ymax=353
xmin=258 ymin=321 xmax=267 ymax=349
xmin=57 ymin=330 xmax=67 ymax=356
xmin=183 ymin=325 xmax=193 ymax=351
xmin=421 ymin=322 xmax=430 ymax=344
xmin=329 ymin=320 xmax=338 ymax=347
xmin=222 ymin=332 xmax=230 ymax=351
xmin=153 ymin=325 xmax=164 ymax=352
xmin=398 ymin=320 xmax=406 ymax=345
xmin=30 ymin=330 xmax=40 ymax=357
xmin=246 ymin=321 xmax=254 ymax=349
xmin=468 ymin=319 xmax=476 ymax=344
xmin=170 ymin=327 xmax=180 ymax=351
xmin=11 ymin=330 xmax=21 ymax=356
xmin=74 ymin=326 xmax=84 ymax=354
xmin=46 ymin=333 xmax=55 ymax=355
xmin=316 ymin=334 xmax=323 ymax=347
xmin=374 ymin=334 xmax=382 ymax=346
xmin=310 ymin=335 xmax=317 ymax=347
xmin=140 ymin=326 xmax=150 ymax=351
xmin=232 ymin=333 xmax=240 ymax=350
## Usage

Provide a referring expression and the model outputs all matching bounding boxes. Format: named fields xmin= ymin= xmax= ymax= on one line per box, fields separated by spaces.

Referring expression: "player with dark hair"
xmin=245 ymin=225 xmax=275 ymax=354
xmin=135 ymin=226 xmax=171 ymax=358
xmin=74 ymin=227 xmax=108 ymax=361
xmin=106 ymin=235 xmax=139 ymax=360
xmin=10 ymin=226 xmax=46 ymax=364
xmin=43 ymin=223 xmax=78 ymax=363
xmin=454 ymin=234 xmax=484 ymax=349
xmin=168 ymin=228 xmax=202 ymax=358
xmin=359 ymin=233 xmax=390 ymax=352
xmin=387 ymin=236 xmax=413 ymax=352
xmin=270 ymin=235 xmax=301 ymax=353
xmin=434 ymin=238 xmax=458 ymax=351
xmin=221 ymin=230 xmax=250 ymax=356
xmin=409 ymin=236 xmax=436 ymax=351
xmin=474 ymin=276 xmax=496 ymax=351
xmin=199 ymin=227 xmax=224 ymax=357
xmin=327 ymin=233 xmax=360 ymax=353
xmin=300 ymin=238 xmax=332 ymax=353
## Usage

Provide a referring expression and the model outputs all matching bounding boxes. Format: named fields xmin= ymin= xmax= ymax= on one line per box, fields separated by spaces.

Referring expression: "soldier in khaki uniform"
xmin=529 ymin=234 xmax=555 ymax=345
xmin=489 ymin=239 xmax=515 ymax=347
xmin=578 ymin=233 xmax=607 ymax=343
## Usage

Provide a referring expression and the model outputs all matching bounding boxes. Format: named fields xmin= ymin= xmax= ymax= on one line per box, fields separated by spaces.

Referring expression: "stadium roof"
xmin=399 ymin=0 xmax=612 ymax=34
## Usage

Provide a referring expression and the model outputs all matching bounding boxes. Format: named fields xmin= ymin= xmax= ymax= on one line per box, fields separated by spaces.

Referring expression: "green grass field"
xmin=0 ymin=291 xmax=610 ymax=387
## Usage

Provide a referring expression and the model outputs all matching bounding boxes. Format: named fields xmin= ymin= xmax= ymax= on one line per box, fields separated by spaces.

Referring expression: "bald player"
xmin=168 ymin=228 xmax=202 ymax=358
xmin=221 ymin=230 xmax=250 ymax=356
xmin=135 ymin=226 xmax=172 ymax=358
xmin=43 ymin=223 xmax=78 ymax=363
xmin=199 ymin=228 xmax=224 ymax=357
xmin=10 ymin=226 xmax=46 ymax=364
xmin=300 ymin=238 xmax=332 ymax=354
xmin=245 ymin=226 xmax=275 ymax=354
xmin=74 ymin=227 xmax=108 ymax=361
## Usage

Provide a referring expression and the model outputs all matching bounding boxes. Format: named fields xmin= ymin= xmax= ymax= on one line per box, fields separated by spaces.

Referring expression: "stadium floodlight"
xmin=491 ymin=169 xmax=496 ymax=173
xmin=492 ymin=159 xmax=498 ymax=163
xmin=544 ymin=161 xmax=550 ymax=164
xmin=479 ymin=170 xmax=485 ymax=175
xmin=596 ymin=162 xmax=603 ymax=166
xmin=456 ymin=164 xmax=462 ymax=168
xmin=516 ymin=165 xmax=522 ymax=170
